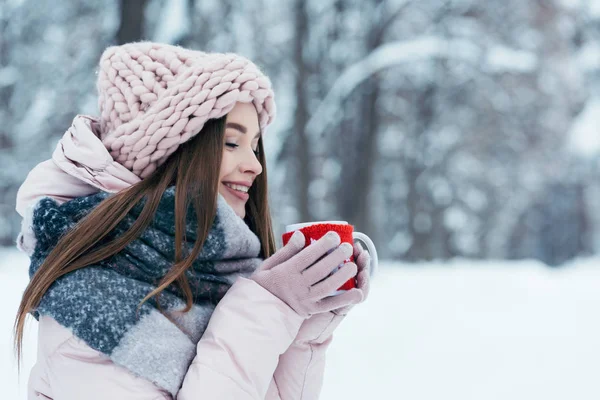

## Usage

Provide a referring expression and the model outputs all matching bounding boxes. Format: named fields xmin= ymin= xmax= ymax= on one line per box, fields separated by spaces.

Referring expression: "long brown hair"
xmin=13 ymin=114 xmax=276 ymax=368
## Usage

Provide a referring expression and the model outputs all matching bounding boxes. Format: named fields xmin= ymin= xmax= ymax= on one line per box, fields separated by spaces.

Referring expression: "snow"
xmin=577 ymin=42 xmax=600 ymax=72
xmin=556 ymin=0 xmax=600 ymax=16
xmin=3 ymin=248 xmax=600 ymax=399
xmin=444 ymin=206 xmax=468 ymax=230
xmin=0 ymin=66 xmax=19 ymax=87
xmin=14 ymin=89 xmax=54 ymax=145
xmin=323 ymin=258 xmax=600 ymax=400
xmin=558 ymin=0 xmax=583 ymax=10
xmin=590 ymin=0 xmax=600 ymax=17
xmin=152 ymin=0 xmax=190 ymax=44
xmin=567 ymin=97 xmax=600 ymax=157
xmin=306 ymin=36 xmax=538 ymax=140
xmin=6 ymin=0 xmax=27 ymax=9
xmin=390 ymin=231 xmax=412 ymax=254
xmin=305 ymin=36 xmax=481 ymax=139
xmin=486 ymin=46 xmax=538 ymax=73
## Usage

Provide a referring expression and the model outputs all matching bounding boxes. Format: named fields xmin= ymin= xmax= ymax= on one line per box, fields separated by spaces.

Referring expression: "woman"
xmin=13 ymin=42 xmax=371 ymax=399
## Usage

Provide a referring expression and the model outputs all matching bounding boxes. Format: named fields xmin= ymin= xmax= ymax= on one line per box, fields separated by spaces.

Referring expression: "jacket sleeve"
xmin=265 ymin=378 xmax=282 ymax=400
xmin=268 ymin=313 xmax=344 ymax=400
xmin=30 ymin=317 xmax=171 ymax=400
xmin=177 ymin=277 xmax=305 ymax=400
xmin=270 ymin=339 xmax=331 ymax=400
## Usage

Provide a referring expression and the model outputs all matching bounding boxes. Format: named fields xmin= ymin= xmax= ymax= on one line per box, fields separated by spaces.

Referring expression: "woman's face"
xmin=219 ymin=102 xmax=263 ymax=219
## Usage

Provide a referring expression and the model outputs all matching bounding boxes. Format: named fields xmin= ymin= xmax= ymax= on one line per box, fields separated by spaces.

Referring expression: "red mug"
xmin=282 ymin=221 xmax=378 ymax=295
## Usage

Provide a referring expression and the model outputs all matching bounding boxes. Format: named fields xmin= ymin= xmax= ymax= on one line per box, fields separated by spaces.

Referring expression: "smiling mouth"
xmin=222 ymin=182 xmax=250 ymax=201
xmin=223 ymin=183 xmax=250 ymax=193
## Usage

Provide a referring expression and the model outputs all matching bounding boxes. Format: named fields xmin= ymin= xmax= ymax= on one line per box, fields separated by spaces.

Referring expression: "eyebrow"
xmin=226 ymin=122 xmax=261 ymax=139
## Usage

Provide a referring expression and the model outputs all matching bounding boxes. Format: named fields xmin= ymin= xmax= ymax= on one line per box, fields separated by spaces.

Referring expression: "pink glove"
xmin=294 ymin=242 xmax=371 ymax=344
xmin=251 ymin=231 xmax=364 ymax=319
xmin=332 ymin=242 xmax=370 ymax=316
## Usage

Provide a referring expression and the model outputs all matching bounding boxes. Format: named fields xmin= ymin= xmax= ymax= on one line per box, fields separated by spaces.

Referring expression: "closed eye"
xmin=227 ymin=142 xmax=260 ymax=156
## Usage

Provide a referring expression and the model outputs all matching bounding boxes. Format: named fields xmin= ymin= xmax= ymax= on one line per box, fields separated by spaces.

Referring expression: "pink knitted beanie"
xmin=96 ymin=42 xmax=276 ymax=178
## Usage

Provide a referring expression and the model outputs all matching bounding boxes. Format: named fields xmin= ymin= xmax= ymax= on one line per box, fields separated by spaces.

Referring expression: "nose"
xmin=238 ymin=147 xmax=263 ymax=176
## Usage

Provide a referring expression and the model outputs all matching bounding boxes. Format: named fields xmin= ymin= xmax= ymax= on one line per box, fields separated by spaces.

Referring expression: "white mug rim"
xmin=285 ymin=220 xmax=349 ymax=233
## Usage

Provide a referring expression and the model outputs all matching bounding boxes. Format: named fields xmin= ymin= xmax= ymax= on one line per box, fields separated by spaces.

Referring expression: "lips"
xmin=222 ymin=182 xmax=250 ymax=201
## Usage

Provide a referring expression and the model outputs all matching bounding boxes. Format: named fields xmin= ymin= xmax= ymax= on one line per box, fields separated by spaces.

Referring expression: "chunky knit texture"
xmin=27 ymin=188 xmax=263 ymax=396
xmin=96 ymin=42 xmax=276 ymax=178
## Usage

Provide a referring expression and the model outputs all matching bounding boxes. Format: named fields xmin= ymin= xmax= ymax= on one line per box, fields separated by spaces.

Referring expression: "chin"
xmin=233 ymin=206 xmax=245 ymax=219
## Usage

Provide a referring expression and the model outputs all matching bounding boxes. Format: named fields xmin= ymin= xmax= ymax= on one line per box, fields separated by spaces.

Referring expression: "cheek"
xmin=219 ymin=151 xmax=233 ymax=180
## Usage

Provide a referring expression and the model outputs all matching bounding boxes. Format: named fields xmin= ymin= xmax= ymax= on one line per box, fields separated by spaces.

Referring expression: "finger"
xmin=353 ymin=242 xmax=364 ymax=259
xmin=332 ymin=304 xmax=352 ymax=316
xmin=302 ymin=243 xmax=353 ymax=284
xmin=288 ymin=231 xmax=341 ymax=273
xmin=314 ymin=288 xmax=363 ymax=313
xmin=311 ymin=261 xmax=358 ymax=299
xmin=261 ymin=231 xmax=305 ymax=271
xmin=355 ymin=246 xmax=371 ymax=272
xmin=356 ymin=267 xmax=370 ymax=299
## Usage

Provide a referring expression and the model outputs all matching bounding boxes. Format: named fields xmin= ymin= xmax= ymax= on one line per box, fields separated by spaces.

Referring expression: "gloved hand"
xmin=251 ymin=231 xmax=364 ymax=319
xmin=293 ymin=242 xmax=371 ymax=344
xmin=332 ymin=242 xmax=370 ymax=316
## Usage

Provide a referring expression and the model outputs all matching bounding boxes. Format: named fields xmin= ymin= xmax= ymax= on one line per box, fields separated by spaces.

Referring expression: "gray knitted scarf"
xmin=27 ymin=187 xmax=263 ymax=396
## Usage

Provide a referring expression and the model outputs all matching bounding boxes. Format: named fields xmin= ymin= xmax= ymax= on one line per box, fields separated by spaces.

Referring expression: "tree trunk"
xmin=406 ymin=84 xmax=436 ymax=260
xmin=351 ymin=77 xmax=379 ymax=236
xmin=116 ymin=0 xmax=148 ymax=45
xmin=338 ymin=1 xmax=384 ymax=238
xmin=293 ymin=0 xmax=311 ymax=222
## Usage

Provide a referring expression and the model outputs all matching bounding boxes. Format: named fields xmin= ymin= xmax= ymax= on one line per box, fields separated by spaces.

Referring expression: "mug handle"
xmin=352 ymin=232 xmax=378 ymax=278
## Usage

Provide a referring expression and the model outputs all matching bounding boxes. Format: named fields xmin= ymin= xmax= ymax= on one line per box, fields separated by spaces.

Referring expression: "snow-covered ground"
xmin=3 ymin=248 xmax=600 ymax=399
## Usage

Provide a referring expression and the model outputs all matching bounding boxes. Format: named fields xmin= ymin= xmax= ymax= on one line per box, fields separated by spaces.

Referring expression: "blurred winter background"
xmin=2 ymin=0 xmax=600 ymax=399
